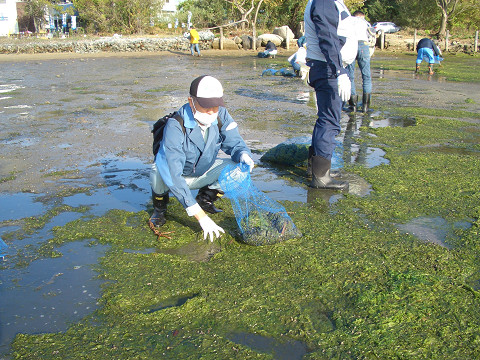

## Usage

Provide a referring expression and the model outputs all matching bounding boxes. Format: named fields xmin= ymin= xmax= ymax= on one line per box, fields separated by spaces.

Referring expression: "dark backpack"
xmin=151 ymin=111 xmax=223 ymax=156
xmin=152 ymin=112 xmax=185 ymax=156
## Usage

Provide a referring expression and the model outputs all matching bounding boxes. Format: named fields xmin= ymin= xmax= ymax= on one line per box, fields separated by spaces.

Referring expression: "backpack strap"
xmin=171 ymin=112 xmax=186 ymax=134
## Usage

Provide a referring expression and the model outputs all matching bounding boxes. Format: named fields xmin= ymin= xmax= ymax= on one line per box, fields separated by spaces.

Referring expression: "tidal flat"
xmin=0 ymin=50 xmax=479 ymax=359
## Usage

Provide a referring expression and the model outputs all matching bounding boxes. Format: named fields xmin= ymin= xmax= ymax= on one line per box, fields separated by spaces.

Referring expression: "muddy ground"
xmin=1 ymin=48 xmax=479 ymax=197
xmin=1 ymin=47 xmax=480 ymax=359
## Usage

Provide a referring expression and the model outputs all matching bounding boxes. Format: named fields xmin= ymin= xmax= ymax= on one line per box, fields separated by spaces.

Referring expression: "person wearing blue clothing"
xmin=149 ymin=75 xmax=255 ymax=241
xmin=259 ymin=40 xmax=278 ymax=58
xmin=416 ymin=37 xmax=442 ymax=75
xmin=346 ymin=10 xmax=375 ymax=113
xmin=304 ymin=0 xmax=354 ymax=190
xmin=297 ymin=35 xmax=306 ymax=48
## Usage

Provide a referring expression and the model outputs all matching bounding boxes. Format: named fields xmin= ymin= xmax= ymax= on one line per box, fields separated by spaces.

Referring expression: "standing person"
xmin=304 ymin=0 xmax=354 ymax=191
xmin=346 ymin=10 xmax=375 ymax=113
xmin=189 ymin=26 xmax=201 ymax=56
xmin=416 ymin=37 xmax=442 ymax=75
xmin=149 ymin=75 xmax=255 ymax=242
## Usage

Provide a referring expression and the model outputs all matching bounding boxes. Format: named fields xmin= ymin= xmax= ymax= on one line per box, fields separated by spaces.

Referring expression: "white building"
xmin=162 ymin=0 xmax=181 ymax=14
xmin=0 ymin=0 xmax=19 ymax=36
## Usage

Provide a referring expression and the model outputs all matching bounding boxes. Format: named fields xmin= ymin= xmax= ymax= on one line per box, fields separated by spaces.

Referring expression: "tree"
xmin=224 ymin=0 xmax=255 ymax=30
xmin=435 ymin=0 xmax=459 ymax=38
xmin=24 ymin=0 xmax=51 ymax=33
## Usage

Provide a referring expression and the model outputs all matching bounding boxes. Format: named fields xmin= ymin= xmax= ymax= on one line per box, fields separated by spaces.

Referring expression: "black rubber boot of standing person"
xmin=196 ymin=187 xmax=224 ymax=214
xmin=310 ymin=155 xmax=349 ymax=191
xmin=415 ymin=64 xmax=420 ymax=73
xmin=348 ymin=95 xmax=358 ymax=113
xmin=150 ymin=191 xmax=169 ymax=227
xmin=428 ymin=65 xmax=434 ymax=75
xmin=307 ymin=145 xmax=314 ymax=177
xmin=362 ymin=93 xmax=371 ymax=113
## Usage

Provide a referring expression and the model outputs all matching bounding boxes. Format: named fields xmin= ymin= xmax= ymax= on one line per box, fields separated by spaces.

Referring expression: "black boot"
xmin=362 ymin=93 xmax=371 ymax=113
xmin=307 ymin=145 xmax=314 ymax=177
xmin=348 ymin=94 xmax=358 ymax=113
xmin=150 ymin=191 xmax=169 ymax=227
xmin=196 ymin=186 xmax=224 ymax=214
xmin=310 ymin=155 xmax=349 ymax=191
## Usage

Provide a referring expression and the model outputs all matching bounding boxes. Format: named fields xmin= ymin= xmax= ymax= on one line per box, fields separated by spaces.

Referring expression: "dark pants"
xmin=306 ymin=59 xmax=342 ymax=161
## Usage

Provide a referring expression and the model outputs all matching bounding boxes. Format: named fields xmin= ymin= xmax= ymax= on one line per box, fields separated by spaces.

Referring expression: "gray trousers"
xmin=150 ymin=158 xmax=236 ymax=195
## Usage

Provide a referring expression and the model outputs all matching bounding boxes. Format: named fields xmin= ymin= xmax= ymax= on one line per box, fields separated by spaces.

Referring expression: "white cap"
xmin=189 ymin=75 xmax=225 ymax=108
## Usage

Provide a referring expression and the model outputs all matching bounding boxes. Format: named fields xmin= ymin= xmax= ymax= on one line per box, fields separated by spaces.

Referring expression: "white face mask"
xmin=191 ymin=101 xmax=218 ymax=127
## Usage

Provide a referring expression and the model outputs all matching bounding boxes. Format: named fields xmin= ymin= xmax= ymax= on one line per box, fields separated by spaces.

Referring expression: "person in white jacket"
xmin=288 ymin=44 xmax=308 ymax=79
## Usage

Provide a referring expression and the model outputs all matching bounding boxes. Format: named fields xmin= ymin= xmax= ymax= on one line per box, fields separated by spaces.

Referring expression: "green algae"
xmin=7 ymin=63 xmax=480 ymax=359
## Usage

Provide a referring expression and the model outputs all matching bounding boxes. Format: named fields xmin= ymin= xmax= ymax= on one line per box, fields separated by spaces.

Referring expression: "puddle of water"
xmin=0 ymin=137 xmax=38 ymax=147
xmin=0 ymin=240 xmax=109 ymax=356
xmin=396 ymin=216 xmax=471 ymax=249
xmin=235 ymin=88 xmax=310 ymax=105
xmin=62 ymin=156 xmax=151 ymax=215
xmin=227 ymin=332 xmax=308 ymax=360
xmin=369 ymin=116 xmax=416 ymax=128
xmin=0 ymin=193 xmax=46 ymax=222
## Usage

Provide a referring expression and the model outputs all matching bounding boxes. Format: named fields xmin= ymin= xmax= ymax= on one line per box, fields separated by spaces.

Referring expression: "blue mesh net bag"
xmin=218 ymin=163 xmax=302 ymax=245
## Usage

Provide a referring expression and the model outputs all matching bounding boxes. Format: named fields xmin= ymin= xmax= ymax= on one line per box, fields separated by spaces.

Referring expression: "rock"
xmin=198 ymin=30 xmax=215 ymax=41
xmin=212 ymin=37 xmax=238 ymax=50
xmin=273 ymin=26 xmax=295 ymax=41
xmin=241 ymin=35 xmax=253 ymax=49
xmin=257 ymin=34 xmax=283 ymax=46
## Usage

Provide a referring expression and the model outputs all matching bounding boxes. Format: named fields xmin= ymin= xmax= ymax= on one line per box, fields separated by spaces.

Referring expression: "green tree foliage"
xmin=24 ymin=0 xmax=51 ymax=32
xmin=72 ymin=0 xmax=161 ymax=34
xmin=451 ymin=0 xmax=480 ymax=32
xmin=177 ymin=0 xmax=228 ymax=28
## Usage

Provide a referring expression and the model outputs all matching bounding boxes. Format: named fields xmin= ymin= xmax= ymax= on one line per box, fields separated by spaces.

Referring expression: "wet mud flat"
xmin=1 ymin=51 xmax=480 ymax=359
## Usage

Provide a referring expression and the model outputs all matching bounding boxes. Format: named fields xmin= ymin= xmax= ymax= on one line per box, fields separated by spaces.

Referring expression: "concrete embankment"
xmin=0 ymin=36 xmax=197 ymax=54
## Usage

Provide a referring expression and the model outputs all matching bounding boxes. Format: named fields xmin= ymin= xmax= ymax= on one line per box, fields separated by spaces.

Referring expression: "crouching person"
xmin=149 ymin=75 xmax=255 ymax=241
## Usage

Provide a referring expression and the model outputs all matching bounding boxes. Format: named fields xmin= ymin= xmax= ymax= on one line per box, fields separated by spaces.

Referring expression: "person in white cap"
xmin=149 ymin=75 xmax=255 ymax=242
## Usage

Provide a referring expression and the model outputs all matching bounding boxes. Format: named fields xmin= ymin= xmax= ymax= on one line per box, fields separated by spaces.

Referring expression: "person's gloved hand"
xmin=199 ymin=215 xmax=225 ymax=242
xmin=240 ymin=153 xmax=255 ymax=173
xmin=337 ymin=73 xmax=351 ymax=102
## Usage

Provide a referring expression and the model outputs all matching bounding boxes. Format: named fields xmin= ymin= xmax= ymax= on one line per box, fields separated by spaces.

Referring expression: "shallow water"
xmin=0 ymin=52 xmax=445 ymax=355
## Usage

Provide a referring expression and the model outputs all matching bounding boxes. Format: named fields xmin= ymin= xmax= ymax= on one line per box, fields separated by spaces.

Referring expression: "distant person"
xmin=416 ymin=37 xmax=442 ymax=75
xmin=189 ymin=26 xmax=201 ymax=56
xmin=288 ymin=44 xmax=308 ymax=78
xmin=259 ymin=40 xmax=277 ymax=58
xmin=149 ymin=75 xmax=255 ymax=241
xmin=346 ymin=10 xmax=375 ymax=113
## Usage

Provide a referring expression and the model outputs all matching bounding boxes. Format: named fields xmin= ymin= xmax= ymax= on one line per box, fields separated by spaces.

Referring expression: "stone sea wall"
xmin=0 ymin=36 xmax=198 ymax=54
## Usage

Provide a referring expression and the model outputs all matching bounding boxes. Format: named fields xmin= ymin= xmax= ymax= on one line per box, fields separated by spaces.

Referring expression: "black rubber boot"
xmin=348 ymin=94 xmax=358 ymax=113
xmin=362 ymin=93 xmax=371 ymax=113
xmin=196 ymin=187 xmax=224 ymax=214
xmin=415 ymin=64 xmax=420 ymax=73
xmin=428 ymin=65 xmax=434 ymax=75
xmin=310 ymin=155 xmax=349 ymax=191
xmin=150 ymin=191 xmax=169 ymax=227
xmin=307 ymin=146 xmax=314 ymax=177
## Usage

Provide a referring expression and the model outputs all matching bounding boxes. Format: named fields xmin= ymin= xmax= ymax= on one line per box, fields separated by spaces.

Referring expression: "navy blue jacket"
xmin=304 ymin=0 xmax=350 ymax=77
xmin=417 ymin=38 xmax=440 ymax=56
